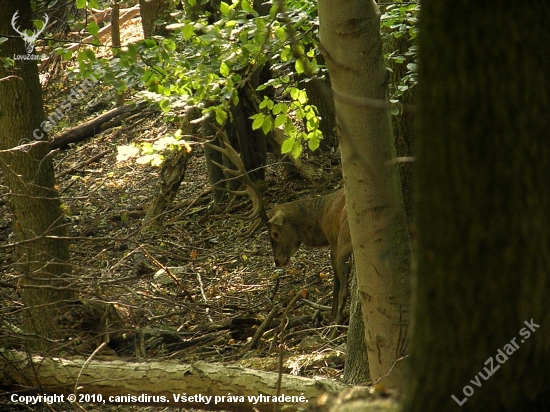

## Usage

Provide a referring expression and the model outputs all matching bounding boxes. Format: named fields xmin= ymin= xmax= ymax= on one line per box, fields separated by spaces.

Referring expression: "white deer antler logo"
xmin=11 ymin=11 xmax=49 ymax=54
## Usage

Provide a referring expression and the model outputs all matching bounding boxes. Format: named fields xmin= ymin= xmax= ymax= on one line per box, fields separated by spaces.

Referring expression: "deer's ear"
xmin=268 ymin=210 xmax=285 ymax=226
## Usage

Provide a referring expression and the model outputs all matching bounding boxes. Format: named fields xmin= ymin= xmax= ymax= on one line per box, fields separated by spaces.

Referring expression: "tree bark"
xmin=318 ymin=0 xmax=412 ymax=389
xmin=343 ymin=265 xmax=370 ymax=385
xmin=403 ymin=2 xmax=550 ymax=411
xmin=0 ymin=1 xmax=75 ymax=352
xmin=0 ymin=351 xmax=347 ymax=412
xmin=139 ymin=0 xmax=168 ymax=38
xmin=143 ymin=108 xmax=198 ymax=225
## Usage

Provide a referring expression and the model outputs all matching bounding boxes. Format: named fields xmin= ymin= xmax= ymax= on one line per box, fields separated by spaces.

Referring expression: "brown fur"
xmin=267 ymin=189 xmax=352 ymax=324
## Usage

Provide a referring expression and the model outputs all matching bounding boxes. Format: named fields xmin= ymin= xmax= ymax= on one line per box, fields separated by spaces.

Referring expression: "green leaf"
xmin=280 ymin=48 xmax=292 ymax=62
xmin=220 ymin=2 xmax=230 ymax=16
xmin=273 ymin=103 xmax=287 ymax=115
xmin=306 ymin=116 xmax=319 ymax=131
xmin=241 ymin=0 xmax=253 ymax=12
xmin=75 ymin=0 xmax=86 ymax=8
xmin=183 ymin=24 xmax=194 ymax=40
xmin=259 ymin=97 xmax=269 ymax=109
xmin=87 ymin=21 xmax=100 ymax=37
xmin=254 ymin=33 xmax=265 ymax=45
xmin=297 ymin=90 xmax=308 ymax=105
xmin=261 ymin=116 xmax=273 ymax=134
xmin=281 ymin=137 xmax=294 ymax=154
xmin=159 ymin=99 xmax=170 ymax=112
xmin=276 ymin=27 xmax=286 ymax=41
xmin=141 ymin=142 xmax=154 ymax=154
xmin=252 ymin=114 xmax=264 ymax=130
xmin=291 ymin=140 xmax=303 ymax=158
xmin=295 ymin=58 xmax=305 ymax=74
xmin=220 ymin=62 xmax=229 ymax=77
xmin=274 ymin=114 xmax=287 ymax=128
xmin=216 ymin=107 xmax=227 ymax=124
xmin=307 ymin=130 xmax=323 ymax=151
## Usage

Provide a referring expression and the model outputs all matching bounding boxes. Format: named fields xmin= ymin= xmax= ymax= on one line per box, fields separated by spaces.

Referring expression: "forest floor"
xmin=0 ymin=12 xmax=354 ymax=412
xmin=0 ymin=84 xmax=348 ymax=412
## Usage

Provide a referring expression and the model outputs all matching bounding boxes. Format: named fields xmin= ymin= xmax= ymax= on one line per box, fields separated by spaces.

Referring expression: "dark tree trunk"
xmin=403 ymin=2 xmax=550 ymax=410
xmin=343 ymin=265 xmax=370 ymax=385
xmin=0 ymin=1 xmax=75 ymax=352
xmin=302 ymin=76 xmax=337 ymax=152
xmin=139 ymin=0 xmax=168 ymax=38
xmin=112 ymin=0 xmax=124 ymax=106
xmin=387 ymin=39 xmax=415 ymax=224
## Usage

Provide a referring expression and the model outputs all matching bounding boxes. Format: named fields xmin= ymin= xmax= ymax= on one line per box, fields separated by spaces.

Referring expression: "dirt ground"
xmin=0 ymin=74 xmax=350 ymax=412
xmin=0 ymin=12 xmax=351 ymax=411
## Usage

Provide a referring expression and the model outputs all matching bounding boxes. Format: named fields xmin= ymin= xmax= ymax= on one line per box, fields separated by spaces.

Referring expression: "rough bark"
xmin=318 ymin=0 xmax=412 ymax=389
xmin=0 ymin=351 xmax=347 ymax=412
xmin=385 ymin=33 xmax=415 ymax=224
xmin=142 ymin=107 xmax=199 ymax=225
xmin=112 ymin=1 xmax=125 ymax=106
xmin=343 ymin=265 xmax=370 ymax=385
xmin=0 ymin=1 xmax=75 ymax=351
xmin=403 ymin=2 xmax=550 ymax=411
xmin=143 ymin=146 xmax=193 ymax=226
xmin=139 ymin=0 xmax=168 ymax=38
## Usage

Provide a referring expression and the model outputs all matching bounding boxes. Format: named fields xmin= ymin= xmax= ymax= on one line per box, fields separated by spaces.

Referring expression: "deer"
xmin=205 ymin=133 xmax=352 ymax=326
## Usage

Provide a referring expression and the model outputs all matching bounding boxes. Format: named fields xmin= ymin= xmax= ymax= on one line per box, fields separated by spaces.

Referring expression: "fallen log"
xmin=50 ymin=102 xmax=146 ymax=150
xmin=0 ymin=350 xmax=347 ymax=412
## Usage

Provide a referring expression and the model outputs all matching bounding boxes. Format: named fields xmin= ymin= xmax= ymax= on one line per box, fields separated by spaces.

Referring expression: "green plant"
xmin=381 ymin=2 xmax=419 ymax=113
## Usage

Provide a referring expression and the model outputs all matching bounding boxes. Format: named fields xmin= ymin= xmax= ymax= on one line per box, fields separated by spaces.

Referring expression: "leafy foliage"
xmin=381 ymin=2 xmax=419 ymax=113
xmin=62 ymin=0 xmax=418 ymax=161
xmin=71 ymin=0 xmax=324 ymax=160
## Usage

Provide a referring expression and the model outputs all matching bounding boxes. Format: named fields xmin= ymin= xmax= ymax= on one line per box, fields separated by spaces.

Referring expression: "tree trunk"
xmin=112 ymin=0 xmax=125 ymax=106
xmin=143 ymin=108 xmax=198 ymax=225
xmin=343 ymin=265 xmax=370 ymax=385
xmin=0 ymin=1 xmax=75 ymax=351
xmin=139 ymin=0 xmax=168 ymax=38
xmin=318 ymin=0 xmax=412 ymax=389
xmin=403 ymin=2 xmax=550 ymax=411
xmin=383 ymin=28 xmax=415 ymax=224
xmin=303 ymin=76 xmax=337 ymax=151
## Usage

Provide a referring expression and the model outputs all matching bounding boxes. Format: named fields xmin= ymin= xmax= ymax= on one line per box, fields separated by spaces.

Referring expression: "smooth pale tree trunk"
xmin=403 ymin=2 xmax=550 ymax=410
xmin=318 ymin=0 xmax=412 ymax=389
xmin=0 ymin=1 xmax=75 ymax=351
